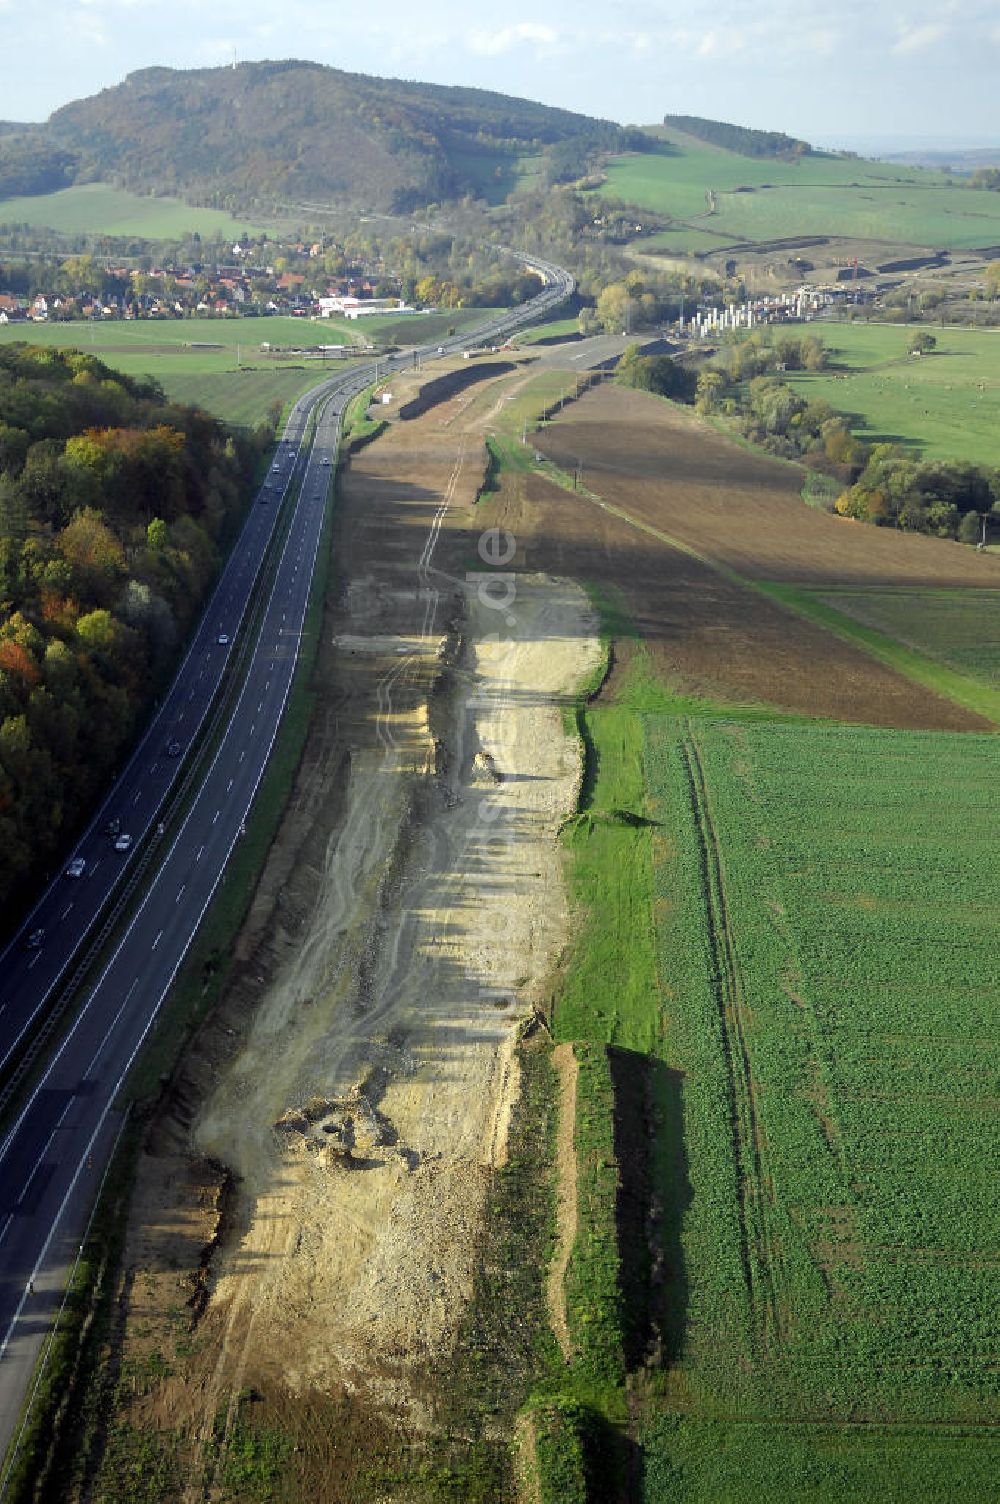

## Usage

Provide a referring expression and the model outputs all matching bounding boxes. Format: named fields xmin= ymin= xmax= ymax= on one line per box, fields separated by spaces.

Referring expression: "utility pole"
xmin=574 ymin=458 xmax=583 ymax=490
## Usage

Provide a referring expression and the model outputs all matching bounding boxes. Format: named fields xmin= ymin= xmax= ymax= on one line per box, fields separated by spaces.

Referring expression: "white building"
xmin=318 ymin=296 xmax=413 ymax=320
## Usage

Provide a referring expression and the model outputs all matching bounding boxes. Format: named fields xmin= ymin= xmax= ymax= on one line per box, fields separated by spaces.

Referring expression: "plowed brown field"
xmin=514 ymin=382 xmax=998 ymax=728
xmin=537 ymin=383 xmax=1000 ymax=587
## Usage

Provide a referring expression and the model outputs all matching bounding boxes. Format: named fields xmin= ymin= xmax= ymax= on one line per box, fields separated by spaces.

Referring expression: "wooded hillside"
xmin=0 ymin=62 xmax=641 ymax=213
xmin=0 ymin=343 xmax=265 ymax=912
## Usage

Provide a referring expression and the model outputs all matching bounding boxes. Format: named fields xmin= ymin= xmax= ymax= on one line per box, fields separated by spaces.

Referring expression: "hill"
xmin=0 ymin=61 xmax=639 ymax=215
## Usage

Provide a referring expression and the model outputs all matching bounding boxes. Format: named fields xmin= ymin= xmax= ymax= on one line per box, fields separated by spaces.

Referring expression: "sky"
xmin=2 ymin=0 xmax=999 ymax=146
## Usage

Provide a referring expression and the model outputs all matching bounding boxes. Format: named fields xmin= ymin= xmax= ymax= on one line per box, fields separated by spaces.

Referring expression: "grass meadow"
xmin=782 ymin=322 xmax=1000 ymax=467
xmin=641 ymin=714 xmax=1000 ymax=1494
xmin=0 ymin=308 xmax=500 ymax=424
xmin=0 ymin=182 xmax=264 ymax=238
xmin=599 ymin=138 xmax=1000 ymax=250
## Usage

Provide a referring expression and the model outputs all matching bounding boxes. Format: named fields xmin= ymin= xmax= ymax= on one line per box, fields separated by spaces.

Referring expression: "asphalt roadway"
xmin=0 ymin=255 xmax=575 ymax=1477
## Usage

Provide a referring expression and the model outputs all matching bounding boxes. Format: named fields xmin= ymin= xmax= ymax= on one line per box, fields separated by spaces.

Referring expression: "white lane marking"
xmin=132 ymin=791 xmax=141 ymax=804
xmin=91 ymin=860 xmax=101 ymax=874
xmin=16 ymin=1127 xmax=60 ymax=1205
xmin=84 ymin=980 xmax=137 ymax=1076
xmin=257 ymin=701 xmax=264 ymax=713
xmin=27 ymin=954 xmax=40 ymax=970
xmin=227 ymin=778 xmax=234 ymax=792
xmin=250 ymin=723 xmax=256 ymax=736
xmin=239 ymin=750 xmax=245 ymax=763
xmin=212 ymin=810 xmax=220 ymax=825
xmin=61 ymin=904 xmax=73 ymax=919
xmin=196 ymin=845 xmax=204 ymax=861
xmin=152 ymin=930 xmax=163 ymax=950
xmin=175 ymin=884 xmax=185 ymax=904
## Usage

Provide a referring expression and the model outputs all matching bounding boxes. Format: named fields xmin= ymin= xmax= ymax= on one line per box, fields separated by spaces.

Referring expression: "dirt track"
xmin=105 ymin=362 xmax=600 ymax=1489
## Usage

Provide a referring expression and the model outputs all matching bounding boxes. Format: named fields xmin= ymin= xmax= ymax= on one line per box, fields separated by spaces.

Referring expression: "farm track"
xmin=680 ymin=724 xmax=781 ymax=1351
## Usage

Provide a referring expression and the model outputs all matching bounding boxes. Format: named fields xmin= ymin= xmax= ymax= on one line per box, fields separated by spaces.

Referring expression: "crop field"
xmin=814 ymin=588 xmax=1000 ymax=686
xmin=642 ymin=715 xmax=1000 ymax=1495
xmin=0 ymin=182 xmax=264 ymax=237
xmin=479 ymin=368 xmax=1000 ymax=1495
xmin=599 ymin=140 xmax=1000 ymax=250
xmin=782 ymin=323 xmax=1000 ymax=467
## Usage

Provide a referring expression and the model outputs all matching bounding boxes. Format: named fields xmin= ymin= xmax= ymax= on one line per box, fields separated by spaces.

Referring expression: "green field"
xmin=0 ymin=308 xmax=503 ymax=423
xmin=781 ymin=323 xmax=1000 ymax=467
xmin=156 ymin=369 xmax=342 ymax=426
xmin=816 ymin=588 xmax=1000 ymax=687
xmin=641 ymin=714 xmax=1000 ymax=1494
xmin=599 ymin=140 xmax=1000 ymax=250
xmin=0 ymin=182 xmax=264 ymax=238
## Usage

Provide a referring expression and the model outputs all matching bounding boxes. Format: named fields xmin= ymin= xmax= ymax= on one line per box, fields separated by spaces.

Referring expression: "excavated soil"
xmin=104 ymin=362 xmax=601 ymax=1491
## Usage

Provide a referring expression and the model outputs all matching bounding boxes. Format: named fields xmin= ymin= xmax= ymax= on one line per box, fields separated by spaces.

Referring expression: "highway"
xmin=0 ymin=254 xmax=574 ymax=1474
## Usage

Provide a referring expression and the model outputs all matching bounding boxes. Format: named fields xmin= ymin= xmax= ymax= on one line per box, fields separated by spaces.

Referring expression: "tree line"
xmin=0 ymin=343 xmax=270 ymax=916
xmin=662 ymin=115 xmax=812 ymax=159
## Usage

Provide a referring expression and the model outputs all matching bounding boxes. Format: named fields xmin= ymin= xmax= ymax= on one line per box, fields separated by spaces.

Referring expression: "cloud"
xmin=892 ymin=21 xmax=946 ymax=53
xmin=466 ymin=22 xmax=560 ymax=57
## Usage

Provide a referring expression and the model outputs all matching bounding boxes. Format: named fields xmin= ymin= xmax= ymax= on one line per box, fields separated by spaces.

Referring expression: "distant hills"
xmin=0 ymin=61 xmax=645 ymax=215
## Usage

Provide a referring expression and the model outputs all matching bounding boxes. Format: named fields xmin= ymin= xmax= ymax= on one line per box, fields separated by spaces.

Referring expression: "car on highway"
xmin=217 ymin=632 xmax=230 ymax=646
xmin=166 ymin=740 xmax=182 ymax=757
xmin=321 ymin=457 xmax=331 ymax=466
xmin=106 ymin=817 xmax=121 ymax=838
xmin=24 ymin=928 xmax=45 ymax=950
xmin=113 ymin=832 xmax=133 ymax=852
xmin=65 ymin=857 xmax=86 ymax=879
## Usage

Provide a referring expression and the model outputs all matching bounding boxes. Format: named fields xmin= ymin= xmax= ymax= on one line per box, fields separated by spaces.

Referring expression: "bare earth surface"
xmin=523 ymin=383 xmax=993 ymax=728
xmin=537 ymin=383 xmax=1000 ymax=588
xmin=107 ymin=362 xmax=600 ymax=1491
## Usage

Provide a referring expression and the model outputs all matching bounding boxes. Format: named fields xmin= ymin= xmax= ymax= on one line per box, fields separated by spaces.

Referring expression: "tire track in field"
xmin=680 ymin=723 xmax=781 ymax=1351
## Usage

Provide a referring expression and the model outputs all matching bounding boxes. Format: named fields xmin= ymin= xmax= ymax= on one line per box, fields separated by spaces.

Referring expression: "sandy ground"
xmin=191 ymin=570 xmax=598 ymax=1416
xmin=106 ymin=362 xmax=601 ymax=1488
